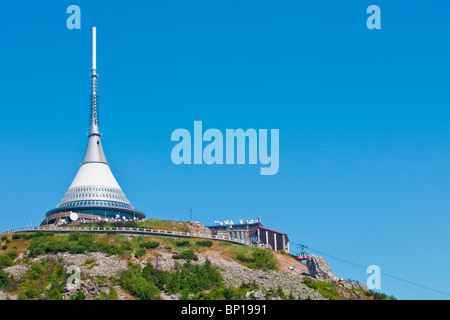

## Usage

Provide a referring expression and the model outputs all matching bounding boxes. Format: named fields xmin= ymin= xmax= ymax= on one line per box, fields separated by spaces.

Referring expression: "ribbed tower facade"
xmin=43 ymin=27 xmax=145 ymax=225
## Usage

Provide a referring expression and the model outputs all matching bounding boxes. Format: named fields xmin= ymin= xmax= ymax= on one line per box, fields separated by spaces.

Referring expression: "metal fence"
xmin=1 ymin=226 xmax=273 ymax=250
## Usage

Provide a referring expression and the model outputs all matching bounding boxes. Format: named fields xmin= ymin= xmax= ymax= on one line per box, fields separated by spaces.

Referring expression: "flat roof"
xmin=207 ymin=223 xmax=288 ymax=238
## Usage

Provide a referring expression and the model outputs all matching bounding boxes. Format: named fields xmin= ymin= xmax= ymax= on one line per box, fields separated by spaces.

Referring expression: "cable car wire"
xmin=290 ymin=241 xmax=450 ymax=298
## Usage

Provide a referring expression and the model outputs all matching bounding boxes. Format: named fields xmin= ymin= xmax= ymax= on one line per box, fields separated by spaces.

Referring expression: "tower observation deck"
xmin=42 ymin=27 xmax=145 ymax=225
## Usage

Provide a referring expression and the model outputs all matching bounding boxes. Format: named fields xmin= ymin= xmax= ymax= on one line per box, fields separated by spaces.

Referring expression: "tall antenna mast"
xmin=92 ymin=26 xmax=97 ymax=74
xmin=90 ymin=26 xmax=100 ymax=136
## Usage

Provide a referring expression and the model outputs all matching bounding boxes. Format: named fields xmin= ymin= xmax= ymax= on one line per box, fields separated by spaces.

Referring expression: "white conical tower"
xmin=43 ymin=27 xmax=145 ymax=225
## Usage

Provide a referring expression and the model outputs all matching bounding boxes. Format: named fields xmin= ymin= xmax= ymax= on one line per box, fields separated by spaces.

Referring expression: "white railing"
xmin=0 ymin=225 xmax=255 ymax=247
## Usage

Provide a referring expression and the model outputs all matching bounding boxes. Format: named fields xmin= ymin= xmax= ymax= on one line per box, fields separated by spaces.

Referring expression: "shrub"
xmin=1 ymin=236 xmax=7 ymax=241
xmin=34 ymin=231 xmax=52 ymax=238
xmin=142 ymin=263 xmax=168 ymax=290
xmin=0 ymin=269 xmax=17 ymax=291
xmin=365 ymin=290 xmax=396 ymax=300
xmin=120 ymin=265 xmax=160 ymax=300
xmin=266 ymin=286 xmax=286 ymax=299
xmin=240 ymin=281 xmax=259 ymax=291
xmin=12 ymin=234 xmax=21 ymax=240
xmin=196 ymin=240 xmax=213 ymax=247
xmin=20 ymin=233 xmax=34 ymax=240
xmin=17 ymin=259 xmax=66 ymax=300
xmin=134 ymin=247 xmax=146 ymax=259
xmin=175 ymin=240 xmax=190 ymax=247
xmin=173 ymin=249 xmax=198 ymax=261
xmin=96 ymin=221 xmax=107 ymax=227
xmin=236 ymin=249 xmax=277 ymax=271
xmin=196 ymin=287 xmax=241 ymax=300
xmin=1 ymin=245 xmax=7 ymax=250
xmin=164 ymin=259 xmax=222 ymax=295
xmin=121 ymin=260 xmax=224 ymax=299
xmin=0 ymin=249 xmax=18 ymax=269
xmin=140 ymin=241 xmax=159 ymax=249
xmin=70 ymin=290 xmax=86 ymax=300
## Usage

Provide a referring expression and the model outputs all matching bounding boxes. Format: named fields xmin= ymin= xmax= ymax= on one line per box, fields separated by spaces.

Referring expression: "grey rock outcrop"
xmin=62 ymin=279 xmax=100 ymax=300
xmin=3 ymin=264 xmax=31 ymax=281
xmin=306 ymin=254 xmax=338 ymax=282
xmin=31 ymin=252 xmax=128 ymax=277
xmin=245 ymin=290 xmax=265 ymax=300
xmin=338 ymin=278 xmax=369 ymax=292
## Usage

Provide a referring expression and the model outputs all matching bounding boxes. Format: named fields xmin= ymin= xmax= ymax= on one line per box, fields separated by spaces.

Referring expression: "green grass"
xmin=364 ymin=289 xmax=396 ymax=300
xmin=303 ymin=277 xmax=396 ymax=300
xmin=63 ymin=219 xmax=191 ymax=233
xmin=99 ymin=286 xmax=118 ymax=300
xmin=0 ymin=248 xmax=18 ymax=269
xmin=27 ymin=232 xmax=132 ymax=257
xmin=302 ymin=277 xmax=346 ymax=300
xmin=136 ymin=219 xmax=190 ymax=232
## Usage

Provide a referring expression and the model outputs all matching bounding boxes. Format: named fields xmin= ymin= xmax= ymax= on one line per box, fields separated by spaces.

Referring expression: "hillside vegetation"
xmin=0 ymin=225 xmax=394 ymax=301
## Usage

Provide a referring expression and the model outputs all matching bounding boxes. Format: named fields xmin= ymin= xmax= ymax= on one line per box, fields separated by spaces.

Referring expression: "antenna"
xmin=90 ymin=26 xmax=100 ymax=135
xmin=92 ymin=27 xmax=97 ymax=72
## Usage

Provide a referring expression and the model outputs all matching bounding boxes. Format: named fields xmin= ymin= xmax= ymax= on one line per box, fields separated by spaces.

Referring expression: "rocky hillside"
xmin=0 ymin=220 xmax=394 ymax=300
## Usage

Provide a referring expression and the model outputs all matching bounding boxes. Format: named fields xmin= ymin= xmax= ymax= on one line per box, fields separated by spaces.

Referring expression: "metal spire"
xmin=90 ymin=26 xmax=99 ymax=136
xmin=82 ymin=26 xmax=107 ymax=164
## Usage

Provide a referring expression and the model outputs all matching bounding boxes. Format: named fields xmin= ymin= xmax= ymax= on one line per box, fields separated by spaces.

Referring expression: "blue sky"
xmin=0 ymin=0 xmax=449 ymax=299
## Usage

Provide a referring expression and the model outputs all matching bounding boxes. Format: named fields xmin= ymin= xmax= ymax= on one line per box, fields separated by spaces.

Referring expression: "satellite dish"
xmin=70 ymin=212 xmax=78 ymax=221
